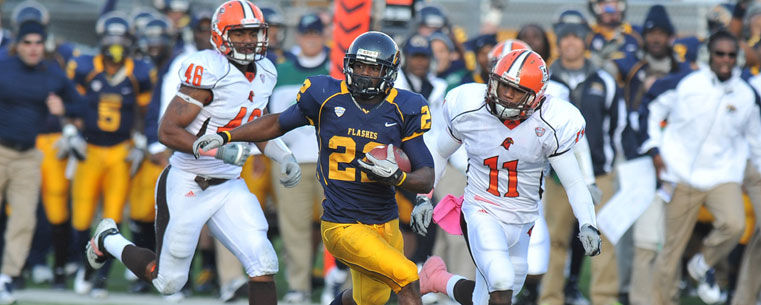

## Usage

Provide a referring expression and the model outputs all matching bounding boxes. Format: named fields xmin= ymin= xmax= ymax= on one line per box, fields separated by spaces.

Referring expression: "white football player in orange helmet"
xmin=82 ymin=2 xmax=300 ymax=305
xmin=412 ymin=50 xmax=601 ymax=305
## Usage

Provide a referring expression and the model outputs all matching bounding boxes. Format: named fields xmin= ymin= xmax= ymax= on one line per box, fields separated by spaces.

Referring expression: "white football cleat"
xmin=73 ymin=268 xmax=93 ymax=295
xmin=31 ymin=264 xmax=53 ymax=284
xmin=85 ymin=218 xmax=119 ymax=270
xmin=696 ymin=269 xmax=721 ymax=304
xmin=0 ymin=275 xmax=15 ymax=305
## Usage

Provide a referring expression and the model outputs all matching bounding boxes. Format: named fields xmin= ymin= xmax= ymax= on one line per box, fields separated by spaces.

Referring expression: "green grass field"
xmin=12 ymin=228 xmax=714 ymax=305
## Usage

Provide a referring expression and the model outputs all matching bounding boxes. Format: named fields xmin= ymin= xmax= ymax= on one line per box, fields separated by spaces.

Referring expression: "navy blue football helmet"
xmin=96 ymin=12 xmax=133 ymax=63
xmin=11 ymin=0 xmax=49 ymax=28
xmin=343 ymin=31 xmax=401 ymax=100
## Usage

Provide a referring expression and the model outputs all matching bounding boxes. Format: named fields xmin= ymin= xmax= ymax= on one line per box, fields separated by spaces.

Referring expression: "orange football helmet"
xmin=210 ymin=0 xmax=268 ymax=64
xmin=486 ymin=49 xmax=549 ymax=120
xmin=488 ymin=39 xmax=531 ymax=69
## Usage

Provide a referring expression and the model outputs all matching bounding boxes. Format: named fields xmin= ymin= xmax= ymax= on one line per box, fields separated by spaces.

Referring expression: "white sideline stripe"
xmin=14 ymin=288 xmax=320 ymax=305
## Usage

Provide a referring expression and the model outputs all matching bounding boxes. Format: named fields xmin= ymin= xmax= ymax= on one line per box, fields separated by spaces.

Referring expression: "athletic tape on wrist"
xmin=263 ymin=138 xmax=293 ymax=163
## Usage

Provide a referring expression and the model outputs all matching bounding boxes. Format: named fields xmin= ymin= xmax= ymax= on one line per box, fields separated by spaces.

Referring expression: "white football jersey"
xmin=169 ymin=50 xmax=277 ymax=179
xmin=443 ymin=83 xmax=585 ymax=224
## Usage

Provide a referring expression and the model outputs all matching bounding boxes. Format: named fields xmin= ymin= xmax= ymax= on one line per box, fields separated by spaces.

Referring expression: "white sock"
xmin=103 ymin=233 xmax=134 ymax=263
xmin=694 ymin=253 xmax=710 ymax=274
xmin=446 ymin=275 xmax=466 ymax=301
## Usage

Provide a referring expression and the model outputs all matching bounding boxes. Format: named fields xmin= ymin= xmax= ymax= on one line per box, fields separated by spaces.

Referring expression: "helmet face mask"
xmin=97 ymin=12 xmax=134 ymax=63
xmin=225 ymin=27 xmax=268 ymax=60
xmin=211 ymin=0 xmax=269 ymax=65
xmin=486 ymin=49 xmax=548 ymax=120
xmin=343 ymin=31 xmax=400 ymax=101
xmin=487 ymin=78 xmax=535 ymax=120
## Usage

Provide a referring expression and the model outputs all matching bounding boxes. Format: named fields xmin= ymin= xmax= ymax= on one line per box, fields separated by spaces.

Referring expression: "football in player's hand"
xmin=367 ymin=145 xmax=411 ymax=172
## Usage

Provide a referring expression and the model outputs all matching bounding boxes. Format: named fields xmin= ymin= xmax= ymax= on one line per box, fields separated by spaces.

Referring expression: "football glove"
xmin=579 ymin=224 xmax=602 ymax=256
xmin=126 ymin=132 xmax=147 ymax=176
xmin=193 ymin=133 xmax=225 ymax=159
xmin=55 ymin=124 xmax=87 ymax=160
xmin=357 ymin=144 xmax=404 ymax=186
xmin=279 ymin=154 xmax=302 ymax=188
xmin=410 ymin=195 xmax=434 ymax=236
xmin=215 ymin=143 xmax=250 ymax=166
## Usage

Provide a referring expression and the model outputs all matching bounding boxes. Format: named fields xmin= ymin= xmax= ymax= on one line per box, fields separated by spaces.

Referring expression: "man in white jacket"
xmin=640 ymin=30 xmax=761 ymax=305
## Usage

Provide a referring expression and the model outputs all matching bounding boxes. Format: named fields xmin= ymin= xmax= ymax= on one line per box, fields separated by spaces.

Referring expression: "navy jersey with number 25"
xmin=285 ymin=75 xmax=433 ymax=224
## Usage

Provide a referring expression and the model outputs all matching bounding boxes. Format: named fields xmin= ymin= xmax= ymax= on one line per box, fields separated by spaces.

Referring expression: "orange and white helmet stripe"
xmin=211 ymin=0 xmax=268 ymax=64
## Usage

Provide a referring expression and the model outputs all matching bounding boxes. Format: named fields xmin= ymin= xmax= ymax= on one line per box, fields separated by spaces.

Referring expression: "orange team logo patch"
xmin=185 ymin=191 xmax=195 ymax=197
xmin=502 ymin=137 xmax=514 ymax=150
xmin=245 ymin=72 xmax=255 ymax=82
xmin=248 ymin=91 xmax=254 ymax=102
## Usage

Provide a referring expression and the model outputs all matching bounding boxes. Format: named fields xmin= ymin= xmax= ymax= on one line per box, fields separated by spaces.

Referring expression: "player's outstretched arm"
xmin=158 ymin=86 xmax=210 ymax=154
xmin=194 ymin=104 xmax=310 ymax=157
xmin=229 ymin=113 xmax=286 ymax=143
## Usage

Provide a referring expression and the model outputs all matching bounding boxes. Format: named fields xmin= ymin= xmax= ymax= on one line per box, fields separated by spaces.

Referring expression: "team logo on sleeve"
xmin=501 ymin=137 xmax=514 ymax=150
xmin=535 ymin=127 xmax=545 ymax=137
xmin=334 ymin=106 xmax=346 ymax=117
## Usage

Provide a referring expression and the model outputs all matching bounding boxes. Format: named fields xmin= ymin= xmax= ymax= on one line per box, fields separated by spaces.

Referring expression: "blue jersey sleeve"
xmin=66 ymin=55 xmax=93 ymax=89
xmin=278 ymin=76 xmax=336 ymax=131
xmin=133 ymin=60 xmax=156 ymax=107
xmin=278 ymin=103 xmax=310 ymax=132
xmin=397 ymin=91 xmax=432 ymax=142
xmin=56 ymin=65 xmax=84 ymax=118
xmin=401 ymin=135 xmax=434 ymax=170
xmin=296 ymin=76 xmax=331 ymax=123
xmin=395 ymin=90 xmax=434 ymax=169
xmin=144 ymin=82 xmax=162 ymax=145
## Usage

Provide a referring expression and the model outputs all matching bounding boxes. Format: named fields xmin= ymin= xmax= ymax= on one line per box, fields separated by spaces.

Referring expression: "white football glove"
xmin=214 ymin=143 xmax=250 ymax=166
xmin=579 ymin=224 xmax=602 ymax=256
xmin=357 ymin=144 xmax=404 ymax=186
xmin=410 ymin=195 xmax=433 ymax=236
xmin=279 ymin=154 xmax=302 ymax=188
xmin=126 ymin=132 xmax=147 ymax=176
xmin=193 ymin=133 xmax=225 ymax=159
xmin=55 ymin=124 xmax=87 ymax=160
xmin=588 ymin=183 xmax=603 ymax=205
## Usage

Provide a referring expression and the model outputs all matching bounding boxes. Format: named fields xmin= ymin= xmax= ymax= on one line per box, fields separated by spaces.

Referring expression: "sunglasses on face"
xmin=713 ymin=51 xmax=737 ymax=58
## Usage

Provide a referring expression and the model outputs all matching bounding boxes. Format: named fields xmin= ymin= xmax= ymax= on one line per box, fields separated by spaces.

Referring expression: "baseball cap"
xmin=298 ymin=13 xmax=323 ymax=34
xmin=553 ymin=9 xmax=591 ymax=40
xmin=404 ymin=34 xmax=433 ymax=57
xmin=643 ymin=5 xmax=674 ymax=35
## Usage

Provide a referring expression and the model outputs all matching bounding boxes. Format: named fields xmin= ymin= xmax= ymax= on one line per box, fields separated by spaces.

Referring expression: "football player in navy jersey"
xmin=66 ymin=11 xmax=156 ymax=297
xmin=194 ymin=31 xmax=435 ymax=305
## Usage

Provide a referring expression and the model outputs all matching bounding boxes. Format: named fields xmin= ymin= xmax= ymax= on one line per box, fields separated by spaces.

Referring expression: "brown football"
xmin=366 ymin=145 xmax=412 ymax=172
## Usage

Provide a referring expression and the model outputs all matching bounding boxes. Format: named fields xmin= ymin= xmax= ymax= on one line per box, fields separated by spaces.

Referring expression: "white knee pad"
xmin=153 ymin=272 xmax=188 ymax=295
xmin=487 ymin=269 xmax=515 ymax=292
xmin=510 ymin=259 xmax=529 ymax=292
xmin=242 ymin=232 xmax=279 ymax=277
xmin=167 ymin=225 xmax=196 ymax=259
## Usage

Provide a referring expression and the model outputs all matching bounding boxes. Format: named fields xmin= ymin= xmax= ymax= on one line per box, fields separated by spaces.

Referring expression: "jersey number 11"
xmin=483 ymin=156 xmax=519 ymax=197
